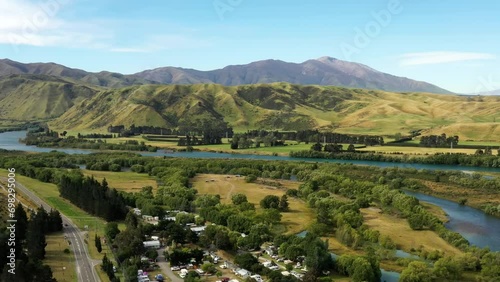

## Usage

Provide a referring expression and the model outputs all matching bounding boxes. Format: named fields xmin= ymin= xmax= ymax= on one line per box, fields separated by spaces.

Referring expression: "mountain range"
xmin=0 ymin=57 xmax=452 ymax=94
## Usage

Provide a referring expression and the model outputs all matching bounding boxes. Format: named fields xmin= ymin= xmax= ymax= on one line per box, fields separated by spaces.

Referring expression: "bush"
xmin=63 ymin=248 xmax=70 ymax=254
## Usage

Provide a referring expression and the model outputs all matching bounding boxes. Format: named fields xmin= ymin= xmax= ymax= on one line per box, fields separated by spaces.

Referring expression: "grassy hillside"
xmin=0 ymin=74 xmax=97 ymax=122
xmin=52 ymin=82 xmax=500 ymax=140
xmin=1 ymin=74 xmax=499 ymax=140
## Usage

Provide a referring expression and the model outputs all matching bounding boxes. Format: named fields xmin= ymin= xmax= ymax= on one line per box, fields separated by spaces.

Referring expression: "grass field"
xmin=45 ymin=232 xmax=78 ymax=282
xmin=420 ymin=180 xmax=500 ymax=211
xmin=361 ymin=207 xmax=462 ymax=256
xmin=81 ymin=169 xmax=158 ymax=193
xmin=357 ymin=145 xmax=477 ymax=155
xmin=192 ymin=174 xmax=313 ymax=235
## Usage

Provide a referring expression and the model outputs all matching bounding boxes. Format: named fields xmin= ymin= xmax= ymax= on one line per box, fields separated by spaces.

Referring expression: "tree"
xmin=105 ymin=222 xmax=120 ymax=241
xmin=231 ymin=193 xmax=248 ymax=205
xmin=479 ymin=252 xmax=500 ymax=281
xmin=27 ymin=209 xmax=47 ymax=261
xmin=433 ymin=256 xmax=463 ymax=281
xmin=279 ymin=195 xmax=289 ymax=211
xmin=400 ymin=261 xmax=433 ymax=282
xmin=185 ymin=271 xmax=201 ymax=282
xmin=201 ymin=262 xmax=217 ymax=274
xmin=95 ymin=234 xmax=102 ymax=253
xmin=311 ymin=143 xmax=323 ymax=152
xmin=14 ymin=203 xmax=28 ymax=242
xmin=215 ymin=230 xmax=232 ymax=250
xmin=347 ymin=144 xmax=356 ymax=152
xmin=260 ymin=195 xmax=280 ymax=209
xmin=350 ymin=257 xmax=376 ymax=282
xmin=234 ymin=253 xmax=259 ymax=270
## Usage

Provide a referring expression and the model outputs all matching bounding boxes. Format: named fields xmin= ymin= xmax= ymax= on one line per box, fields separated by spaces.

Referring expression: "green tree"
xmin=201 ymin=262 xmax=217 ymax=274
xmin=433 ymin=256 xmax=463 ymax=281
xmin=311 ymin=142 xmax=323 ymax=152
xmin=400 ymin=261 xmax=433 ymax=282
xmin=105 ymin=222 xmax=120 ymax=240
xmin=95 ymin=234 xmax=102 ymax=253
xmin=260 ymin=195 xmax=280 ymax=209
xmin=479 ymin=252 xmax=500 ymax=281
xmin=231 ymin=193 xmax=248 ymax=205
xmin=279 ymin=195 xmax=289 ymax=211
xmin=234 ymin=253 xmax=259 ymax=270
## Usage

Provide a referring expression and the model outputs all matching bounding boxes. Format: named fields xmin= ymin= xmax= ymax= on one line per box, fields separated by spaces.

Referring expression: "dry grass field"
xmin=420 ymin=180 xmax=500 ymax=211
xmin=45 ymin=232 xmax=78 ymax=282
xmin=81 ymin=169 xmax=158 ymax=193
xmin=361 ymin=207 xmax=462 ymax=256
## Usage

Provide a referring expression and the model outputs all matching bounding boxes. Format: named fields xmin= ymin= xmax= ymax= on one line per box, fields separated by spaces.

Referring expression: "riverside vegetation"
xmin=0 ymin=151 xmax=499 ymax=281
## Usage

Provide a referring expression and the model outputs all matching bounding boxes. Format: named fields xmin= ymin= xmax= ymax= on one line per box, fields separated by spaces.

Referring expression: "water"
xmin=405 ymin=190 xmax=500 ymax=251
xmin=2 ymin=131 xmax=500 ymax=174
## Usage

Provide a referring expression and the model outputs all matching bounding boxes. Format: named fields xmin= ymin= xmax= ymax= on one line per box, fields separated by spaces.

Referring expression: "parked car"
xmin=170 ymin=266 xmax=180 ymax=271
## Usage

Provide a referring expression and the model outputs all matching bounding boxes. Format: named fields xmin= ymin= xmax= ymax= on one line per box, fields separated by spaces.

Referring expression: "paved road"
xmin=1 ymin=178 xmax=100 ymax=282
xmin=157 ymin=247 xmax=183 ymax=282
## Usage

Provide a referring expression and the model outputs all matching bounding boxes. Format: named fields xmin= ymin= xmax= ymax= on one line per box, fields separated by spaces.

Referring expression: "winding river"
xmin=2 ymin=130 xmax=500 ymax=281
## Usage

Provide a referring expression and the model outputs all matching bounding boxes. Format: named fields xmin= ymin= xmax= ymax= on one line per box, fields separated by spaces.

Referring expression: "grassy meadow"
xmin=81 ymin=169 xmax=158 ymax=193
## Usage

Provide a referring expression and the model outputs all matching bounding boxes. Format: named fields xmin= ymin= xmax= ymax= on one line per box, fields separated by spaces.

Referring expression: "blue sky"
xmin=1 ymin=0 xmax=499 ymax=93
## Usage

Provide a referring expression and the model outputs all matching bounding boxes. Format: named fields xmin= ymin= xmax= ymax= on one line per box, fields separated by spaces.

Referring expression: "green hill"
xmin=1 ymin=75 xmax=500 ymax=140
xmin=0 ymin=74 xmax=97 ymax=122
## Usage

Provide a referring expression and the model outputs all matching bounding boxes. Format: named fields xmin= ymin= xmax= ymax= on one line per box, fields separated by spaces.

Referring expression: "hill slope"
xmin=0 ymin=74 xmax=97 ymax=121
xmin=50 ymin=82 xmax=500 ymax=140
xmin=134 ymin=57 xmax=452 ymax=94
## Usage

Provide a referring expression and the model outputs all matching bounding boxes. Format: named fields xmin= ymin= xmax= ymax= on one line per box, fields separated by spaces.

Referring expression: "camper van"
xmin=179 ymin=269 xmax=188 ymax=278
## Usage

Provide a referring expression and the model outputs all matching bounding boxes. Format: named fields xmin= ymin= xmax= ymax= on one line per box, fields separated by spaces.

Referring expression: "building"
xmin=143 ymin=240 xmax=160 ymax=249
xmin=235 ymin=268 xmax=251 ymax=279
xmin=133 ymin=208 xmax=141 ymax=216
xmin=190 ymin=226 xmax=207 ymax=234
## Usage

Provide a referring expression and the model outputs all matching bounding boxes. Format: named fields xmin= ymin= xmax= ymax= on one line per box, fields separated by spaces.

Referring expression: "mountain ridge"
xmin=134 ymin=56 xmax=452 ymax=94
xmin=0 ymin=57 xmax=452 ymax=94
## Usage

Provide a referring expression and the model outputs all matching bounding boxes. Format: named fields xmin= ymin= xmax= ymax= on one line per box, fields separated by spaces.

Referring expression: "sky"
xmin=0 ymin=0 xmax=499 ymax=93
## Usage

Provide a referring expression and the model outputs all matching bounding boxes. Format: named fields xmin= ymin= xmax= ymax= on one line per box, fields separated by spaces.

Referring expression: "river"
xmin=3 ymin=131 xmax=500 ymax=174
xmin=404 ymin=190 xmax=500 ymax=251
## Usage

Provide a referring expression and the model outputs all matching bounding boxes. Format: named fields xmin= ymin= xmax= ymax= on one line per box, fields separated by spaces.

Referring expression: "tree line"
xmin=0 ymin=204 xmax=62 ymax=281
xmin=58 ymin=173 xmax=128 ymax=221
xmin=419 ymin=133 xmax=459 ymax=148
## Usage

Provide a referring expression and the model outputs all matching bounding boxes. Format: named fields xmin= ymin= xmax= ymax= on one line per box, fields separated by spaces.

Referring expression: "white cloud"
xmin=0 ymin=0 xmax=212 ymax=53
xmin=0 ymin=0 xmax=62 ymax=43
xmin=399 ymin=51 xmax=497 ymax=66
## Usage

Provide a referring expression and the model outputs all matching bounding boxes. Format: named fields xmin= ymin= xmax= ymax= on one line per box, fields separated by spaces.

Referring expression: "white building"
xmin=143 ymin=240 xmax=160 ymax=249
xmin=190 ymin=226 xmax=207 ymax=234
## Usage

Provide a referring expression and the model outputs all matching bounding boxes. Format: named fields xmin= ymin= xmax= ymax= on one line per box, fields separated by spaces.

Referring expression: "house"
xmin=190 ymin=226 xmax=207 ymax=234
xmin=235 ymin=268 xmax=251 ymax=279
xmin=133 ymin=208 xmax=142 ymax=216
xmin=143 ymin=240 xmax=160 ymax=249
xmin=281 ymin=271 xmax=290 ymax=276
xmin=265 ymin=246 xmax=276 ymax=256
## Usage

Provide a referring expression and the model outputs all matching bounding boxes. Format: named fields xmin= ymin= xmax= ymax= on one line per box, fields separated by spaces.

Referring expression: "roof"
xmin=143 ymin=240 xmax=160 ymax=247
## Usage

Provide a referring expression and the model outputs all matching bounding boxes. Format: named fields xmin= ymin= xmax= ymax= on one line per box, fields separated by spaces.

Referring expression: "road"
xmin=156 ymin=247 xmax=183 ymax=282
xmin=1 ymin=178 xmax=100 ymax=282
